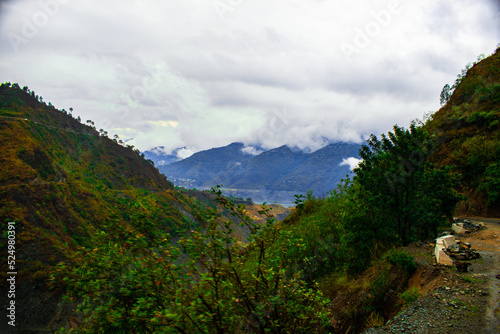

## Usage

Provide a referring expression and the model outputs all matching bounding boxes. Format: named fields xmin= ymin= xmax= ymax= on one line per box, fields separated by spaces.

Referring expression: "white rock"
xmin=434 ymin=235 xmax=455 ymax=266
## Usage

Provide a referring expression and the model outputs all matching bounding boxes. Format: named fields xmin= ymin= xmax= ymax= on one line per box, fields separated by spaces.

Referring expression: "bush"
xmin=369 ymin=269 xmax=391 ymax=304
xmin=385 ymin=249 xmax=417 ymax=275
xmin=53 ymin=188 xmax=333 ymax=333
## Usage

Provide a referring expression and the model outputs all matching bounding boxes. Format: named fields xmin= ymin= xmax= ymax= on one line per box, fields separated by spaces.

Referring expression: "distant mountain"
xmin=156 ymin=142 xmax=254 ymax=187
xmin=157 ymin=141 xmax=361 ymax=205
xmin=143 ymin=146 xmax=180 ymax=166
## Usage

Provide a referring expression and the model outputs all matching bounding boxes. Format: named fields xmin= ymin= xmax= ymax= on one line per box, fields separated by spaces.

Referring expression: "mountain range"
xmin=148 ymin=142 xmax=361 ymax=206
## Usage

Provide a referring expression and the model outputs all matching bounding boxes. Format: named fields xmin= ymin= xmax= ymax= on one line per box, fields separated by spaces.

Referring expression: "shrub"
xmin=400 ymin=287 xmax=420 ymax=306
xmin=53 ymin=187 xmax=333 ymax=333
xmin=385 ymin=249 xmax=417 ymax=275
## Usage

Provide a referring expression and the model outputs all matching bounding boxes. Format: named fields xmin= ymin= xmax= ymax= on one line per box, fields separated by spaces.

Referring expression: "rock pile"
xmin=434 ymin=235 xmax=480 ymax=272
xmin=451 ymin=218 xmax=484 ymax=235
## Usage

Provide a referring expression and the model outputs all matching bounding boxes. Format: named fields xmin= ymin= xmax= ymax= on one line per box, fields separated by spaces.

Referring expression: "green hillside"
xmin=0 ymin=84 xmax=208 ymax=331
xmin=426 ymin=48 xmax=500 ymax=217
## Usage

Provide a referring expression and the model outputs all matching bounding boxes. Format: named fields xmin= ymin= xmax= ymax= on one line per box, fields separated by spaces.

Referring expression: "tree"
xmin=353 ymin=124 xmax=461 ymax=245
xmin=440 ymin=84 xmax=451 ymax=106
xmin=479 ymin=163 xmax=500 ymax=206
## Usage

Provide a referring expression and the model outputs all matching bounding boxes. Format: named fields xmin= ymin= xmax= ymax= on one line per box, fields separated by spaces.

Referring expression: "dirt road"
xmin=364 ymin=217 xmax=500 ymax=334
xmin=460 ymin=218 xmax=500 ymax=333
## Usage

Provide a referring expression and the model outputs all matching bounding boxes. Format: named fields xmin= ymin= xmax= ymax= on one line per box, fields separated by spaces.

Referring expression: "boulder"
xmin=434 ymin=235 xmax=455 ymax=266
xmin=435 ymin=248 xmax=454 ymax=266
xmin=452 ymin=223 xmax=467 ymax=235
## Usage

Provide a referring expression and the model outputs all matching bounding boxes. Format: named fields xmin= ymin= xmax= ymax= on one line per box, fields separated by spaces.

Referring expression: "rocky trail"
xmin=364 ymin=218 xmax=500 ymax=334
xmin=462 ymin=218 xmax=500 ymax=333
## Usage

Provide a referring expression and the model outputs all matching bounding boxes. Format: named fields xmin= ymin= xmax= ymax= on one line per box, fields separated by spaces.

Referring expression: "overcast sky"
xmin=1 ymin=0 xmax=499 ymax=157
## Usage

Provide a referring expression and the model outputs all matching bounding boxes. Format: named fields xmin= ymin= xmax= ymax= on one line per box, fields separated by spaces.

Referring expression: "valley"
xmin=151 ymin=142 xmax=361 ymax=205
xmin=0 ymin=47 xmax=498 ymax=333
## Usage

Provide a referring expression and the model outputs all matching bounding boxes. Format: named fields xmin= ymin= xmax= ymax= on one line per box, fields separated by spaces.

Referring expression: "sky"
xmin=1 ymin=0 xmax=499 ymax=158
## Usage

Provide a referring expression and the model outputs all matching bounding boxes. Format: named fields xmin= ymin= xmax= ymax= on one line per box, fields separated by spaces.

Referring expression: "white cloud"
xmin=176 ymin=148 xmax=194 ymax=159
xmin=340 ymin=157 xmax=362 ymax=171
xmin=0 ymin=0 xmax=499 ymax=155
xmin=241 ymin=146 xmax=264 ymax=156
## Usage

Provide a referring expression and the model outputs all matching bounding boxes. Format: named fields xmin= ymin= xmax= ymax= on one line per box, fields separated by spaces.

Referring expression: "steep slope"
xmin=0 ymin=84 xmax=207 ymax=332
xmin=426 ymin=48 xmax=500 ymax=217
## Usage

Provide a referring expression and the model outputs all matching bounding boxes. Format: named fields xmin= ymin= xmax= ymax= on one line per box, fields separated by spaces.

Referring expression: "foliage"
xmin=293 ymin=194 xmax=306 ymax=212
xmin=479 ymin=163 xmax=500 ymax=206
xmin=427 ymin=48 xmax=500 ymax=216
xmin=279 ymin=193 xmax=346 ymax=283
xmin=52 ymin=187 xmax=332 ymax=333
xmin=440 ymin=84 xmax=451 ymax=106
xmin=353 ymin=124 xmax=461 ymax=245
xmin=369 ymin=269 xmax=391 ymax=305
xmin=385 ymin=249 xmax=416 ymax=275
xmin=399 ymin=287 xmax=420 ymax=307
xmin=440 ymin=53 xmax=487 ymax=106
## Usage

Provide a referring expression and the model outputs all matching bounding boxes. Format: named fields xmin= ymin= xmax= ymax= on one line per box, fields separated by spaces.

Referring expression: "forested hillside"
xmin=0 ymin=84 xmax=212 ymax=331
xmin=426 ymin=49 xmax=500 ymax=217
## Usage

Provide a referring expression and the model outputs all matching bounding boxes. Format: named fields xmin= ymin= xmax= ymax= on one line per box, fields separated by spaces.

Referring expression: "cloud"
xmin=176 ymin=148 xmax=195 ymax=159
xmin=241 ymin=146 xmax=264 ymax=156
xmin=340 ymin=157 xmax=362 ymax=171
xmin=0 ymin=0 xmax=499 ymax=155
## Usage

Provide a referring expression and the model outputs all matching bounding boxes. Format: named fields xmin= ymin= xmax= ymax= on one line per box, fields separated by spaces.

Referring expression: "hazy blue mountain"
xmin=155 ymin=142 xmax=361 ymax=204
xmin=143 ymin=146 xmax=180 ymax=166
xmin=157 ymin=142 xmax=255 ymax=187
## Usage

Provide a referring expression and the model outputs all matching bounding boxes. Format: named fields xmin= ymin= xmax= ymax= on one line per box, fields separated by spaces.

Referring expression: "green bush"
xmin=369 ymin=269 xmax=391 ymax=304
xmin=385 ymin=249 xmax=417 ymax=275
xmin=53 ymin=188 xmax=333 ymax=333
